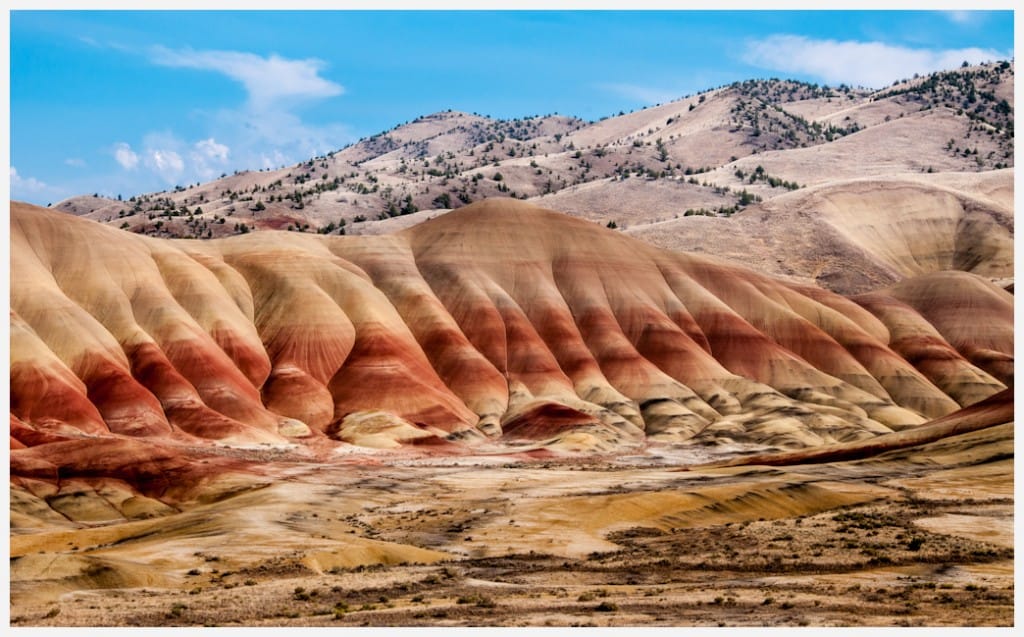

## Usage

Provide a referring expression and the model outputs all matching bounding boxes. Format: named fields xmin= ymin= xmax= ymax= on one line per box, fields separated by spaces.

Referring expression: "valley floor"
xmin=10 ymin=424 xmax=1014 ymax=627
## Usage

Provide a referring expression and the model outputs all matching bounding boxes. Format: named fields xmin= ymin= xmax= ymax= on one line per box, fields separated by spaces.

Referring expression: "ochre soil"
xmin=10 ymin=424 xmax=1013 ymax=627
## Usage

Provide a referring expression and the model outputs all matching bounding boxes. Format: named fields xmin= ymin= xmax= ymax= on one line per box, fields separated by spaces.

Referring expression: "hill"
xmin=626 ymin=169 xmax=1013 ymax=293
xmin=44 ymin=60 xmax=1011 ymax=296
xmin=51 ymin=61 xmax=1012 ymax=269
xmin=12 ymin=60 xmax=1015 ymax=629
xmin=11 ymin=199 xmax=1011 ymax=495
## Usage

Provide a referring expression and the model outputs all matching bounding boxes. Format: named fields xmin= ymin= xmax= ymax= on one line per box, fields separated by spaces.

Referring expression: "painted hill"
xmin=10 ymin=199 xmax=1011 ymax=493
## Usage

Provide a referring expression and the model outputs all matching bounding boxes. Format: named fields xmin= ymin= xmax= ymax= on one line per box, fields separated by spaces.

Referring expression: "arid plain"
xmin=10 ymin=61 xmax=1014 ymax=626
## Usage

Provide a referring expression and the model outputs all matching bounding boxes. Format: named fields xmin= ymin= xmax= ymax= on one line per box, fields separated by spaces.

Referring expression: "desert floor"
xmin=10 ymin=424 xmax=1013 ymax=627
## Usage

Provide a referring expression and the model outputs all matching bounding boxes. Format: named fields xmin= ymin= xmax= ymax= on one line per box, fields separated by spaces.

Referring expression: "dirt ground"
xmin=9 ymin=424 xmax=1014 ymax=627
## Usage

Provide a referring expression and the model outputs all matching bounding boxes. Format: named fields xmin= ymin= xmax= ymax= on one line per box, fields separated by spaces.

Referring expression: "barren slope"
xmin=10 ymin=199 xmax=1011 ymax=499
xmin=627 ymin=169 xmax=1013 ymax=294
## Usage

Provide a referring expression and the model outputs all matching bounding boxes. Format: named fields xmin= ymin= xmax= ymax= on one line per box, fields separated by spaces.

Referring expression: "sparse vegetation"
xmin=83 ymin=60 xmax=1009 ymax=240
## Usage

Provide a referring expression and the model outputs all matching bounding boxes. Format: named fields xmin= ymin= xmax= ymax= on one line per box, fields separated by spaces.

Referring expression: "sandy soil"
xmin=9 ymin=424 xmax=1013 ymax=627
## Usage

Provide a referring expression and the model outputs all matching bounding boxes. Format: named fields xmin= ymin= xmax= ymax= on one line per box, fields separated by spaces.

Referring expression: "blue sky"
xmin=8 ymin=9 xmax=1015 ymax=205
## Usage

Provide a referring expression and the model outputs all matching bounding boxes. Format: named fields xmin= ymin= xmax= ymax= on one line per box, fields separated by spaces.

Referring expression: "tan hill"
xmin=52 ymin=193 xmax=122 ymax=216
xmin=626 ymin=169 xmax=1014 ymax=293
xmin=11 ymin=199 xmax=1010 ymax=495
xmin=52 ymin=61 xmax=1012 ymax=252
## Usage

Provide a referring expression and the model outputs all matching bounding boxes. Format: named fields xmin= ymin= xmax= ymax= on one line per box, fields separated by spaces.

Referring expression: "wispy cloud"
xmin=146 ymin=149 xmax=185 ymax=184
xmin=11 ymin=167 xmax=61 ymax=201
xmin=96 ymin=45 xmax=353 ymax=193
xmin=11 ymin=167 xmax=48 ymax=192
xmin=190 ymin=138 xmax=231 ymax=180
xmin=743 ymin=35 xmax=1009 ymax=88
xmin=149 ymin=46 xmax=343 ymax=110
xmin=113 ymin=142 xmax=140 ymax=170
xmin=598 ymin=82 xmax=682 ymax=106
xmin=134 ymin=132 xmax=186 ymax=185
xmin=208 ymin=107 xmax=351 ymax=164
xmin=144 ymin=46 xmax=351 ymax=183
xmin=64 ymin=157 xmax=86 ymax=168
xmin=944 ymin=11 xmax=977 ymax=26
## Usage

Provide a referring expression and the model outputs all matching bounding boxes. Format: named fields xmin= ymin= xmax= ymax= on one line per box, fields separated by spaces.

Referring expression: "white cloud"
xmin=114 ymin=142 xmax=140 ymax=170
xmin=10 ymin=167 xmax=49 ymax=194
xmin=90 ymin=45 xmax=354 ymax=196
xmin=11 ymin=167 xmax=65 ymax=203
xmin=190 ymin=138 xmax=231 ymax=179
xmin=64 ymin=157 xmax=86 ymax=168
xmin=194 ymin=138 xmax=229 ymax=162
xmin=142 ymin=46 xmax=352 ymax=181
xmin=145 ymin=149 xmax=185 ymax=184
xmin=149 ymin=46 xmax=343 ymax=110
xmin=743 ymin=35 xmax=1009 ymax=89
xmin=214 ymin=107 xmax=351 ymax=162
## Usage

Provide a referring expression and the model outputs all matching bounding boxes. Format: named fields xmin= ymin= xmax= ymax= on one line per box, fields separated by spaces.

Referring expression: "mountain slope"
xmin=53 ymin=61 xmax=1013 ymax=250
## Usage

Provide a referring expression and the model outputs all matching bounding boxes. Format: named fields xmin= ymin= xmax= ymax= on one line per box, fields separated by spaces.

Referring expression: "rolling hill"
xmin=53 ymin=62 xmax=1012 ymax=258
xmin=10 ymin=198 xmax=1011 ymax=495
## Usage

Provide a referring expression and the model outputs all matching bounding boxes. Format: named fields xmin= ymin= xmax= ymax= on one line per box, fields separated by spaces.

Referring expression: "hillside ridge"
xmin=51 ymin=61 xmax=1012 ymax=256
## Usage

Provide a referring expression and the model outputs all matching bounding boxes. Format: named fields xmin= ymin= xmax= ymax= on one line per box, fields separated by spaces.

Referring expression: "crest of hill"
xmin=341 ymin=110 xmax=586 ymax=166
xmin=53 ymin=194 xmax=122 ymax=216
